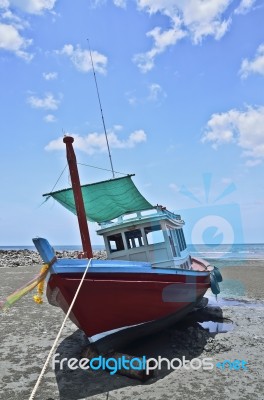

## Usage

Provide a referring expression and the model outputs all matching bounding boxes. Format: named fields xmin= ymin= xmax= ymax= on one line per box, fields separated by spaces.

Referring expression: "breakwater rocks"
xmin=0 ymin=249 xmax=107 ymax=268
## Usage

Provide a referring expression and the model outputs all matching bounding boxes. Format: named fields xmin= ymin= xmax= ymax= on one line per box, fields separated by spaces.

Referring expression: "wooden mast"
xmin=63 ymin=136 xmax=93 ymax=258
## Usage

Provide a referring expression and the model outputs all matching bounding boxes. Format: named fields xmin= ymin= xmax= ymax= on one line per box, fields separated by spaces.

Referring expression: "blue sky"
xmin=0 ymin=0 xmax=264 ymax=246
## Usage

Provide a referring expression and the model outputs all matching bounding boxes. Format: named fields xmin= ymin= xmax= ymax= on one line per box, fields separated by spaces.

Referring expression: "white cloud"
xmin=43 ymin=71 xmax=58 ymax=80
xmin=9 ymin=0 xmax=57 ymax=15
xmin=0 ymin=22 xmax=33 ymax=60
xmin=113 ymin=124 xmax=123 ymax=131
xmin=126 ymin=83 xmax=166 ymax=105
xmin=45 ymin=129 xmax=147 ymax=154
xmin=239 ymin=44 xmax=264 ymax=79
xmin=133 ymin=0 xmax=235 ymax=72
xmin=235 ymin=0 xmax=256 ymax=14
xmin=133 ymin=23 xmax=186 ymax=73
xmin=126 ymin=90 xmax=138 ymax=105
xmin=113 ymin=0 xmax=126 ymax=8
xmin=175 ymin=0 xmax=232 ymax=43
xmin=27 ymin=93 xmax=60 ymax=110
xmin=137 ymin=0 xmax=232 ymax=43
xmin=147 ymin=83 xmax=166 ymax=101
xmin=0 ymin=1 xmax=57 ymax=60
xmin=90 ymin=0 xmax=106 ymax=7
xmin=44 ymin=114 xmax=56 ymax=122
xmin=0 ymin=0 xmax=10 ymax=7
xmin=1 ymin=9 xmax=29 ymax=30
xmin=0 ymin=1 xmax=58 ymax=61
xmin=58 ymin=44 xmax=107 ymax=74
xmin=202 ymin=105 xmax=264 ymax=165
xmin=245 ymin=159 xmax=262 ymax=167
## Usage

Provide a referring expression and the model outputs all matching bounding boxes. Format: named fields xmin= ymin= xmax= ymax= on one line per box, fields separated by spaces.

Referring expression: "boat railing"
xmin=99 ymin=208 xmax=183 ymax=229
xmin=161 ymin=209 xmax=182 ymax=221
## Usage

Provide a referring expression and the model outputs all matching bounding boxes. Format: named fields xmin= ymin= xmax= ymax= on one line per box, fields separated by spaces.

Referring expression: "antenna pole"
xmin=87 ymin=39 xmax=115 ymax=178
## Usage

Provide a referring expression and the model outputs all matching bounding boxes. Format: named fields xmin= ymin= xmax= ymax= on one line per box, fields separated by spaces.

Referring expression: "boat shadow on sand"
xmin=53 ymin=305 xmax=232 ymax=400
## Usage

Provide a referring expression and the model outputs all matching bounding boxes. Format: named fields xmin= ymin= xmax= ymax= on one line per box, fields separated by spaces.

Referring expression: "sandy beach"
xmin=0 ymin=253 xmax=264 ymax=400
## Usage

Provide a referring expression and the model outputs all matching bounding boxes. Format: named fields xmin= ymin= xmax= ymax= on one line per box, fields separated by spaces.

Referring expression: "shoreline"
xmin=0 ymin=249 xmax=264 ymax=268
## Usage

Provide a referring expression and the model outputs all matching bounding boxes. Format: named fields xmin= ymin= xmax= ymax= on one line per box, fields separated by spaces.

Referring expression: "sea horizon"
xmin=1 ymin=243 xmax=264 ymax=260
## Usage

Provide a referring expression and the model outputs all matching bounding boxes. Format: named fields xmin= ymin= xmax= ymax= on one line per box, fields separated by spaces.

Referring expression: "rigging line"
xmin=29 ymin=258 xmax=93 ymax=400
xmin=77 ymin=162 xmax=128 ymax=176
xmin=87 ymin=38 xmax=115 ymax=179
xmin=37 ymin=165 xmax=68 ymax=208
xmin=50 ymin=164 xmax=68 ymax=193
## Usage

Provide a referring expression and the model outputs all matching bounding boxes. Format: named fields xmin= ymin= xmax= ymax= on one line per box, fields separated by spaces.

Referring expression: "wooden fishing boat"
xmin=33 ymin=136 xmax=222 ymax=353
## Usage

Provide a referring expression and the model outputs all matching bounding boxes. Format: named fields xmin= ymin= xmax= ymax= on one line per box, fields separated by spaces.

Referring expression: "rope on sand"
xmin=29 ymin=258 xmax=93 ymax=400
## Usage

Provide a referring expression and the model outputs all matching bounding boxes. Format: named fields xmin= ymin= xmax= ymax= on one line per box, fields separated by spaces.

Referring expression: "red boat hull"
xmin=47 ymin=271 xmax=210 ymax=338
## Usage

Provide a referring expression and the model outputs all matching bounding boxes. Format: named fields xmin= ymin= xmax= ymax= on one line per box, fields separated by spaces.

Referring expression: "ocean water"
xmin=0 ymin=243 xmax=264 ymax=260
xmin=188 ymin=243 xmax=264 ymax=261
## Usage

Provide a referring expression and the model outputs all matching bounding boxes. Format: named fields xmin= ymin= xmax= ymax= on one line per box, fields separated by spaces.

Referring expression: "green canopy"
xmin=43 ymin=175 xmax=153 ymax=223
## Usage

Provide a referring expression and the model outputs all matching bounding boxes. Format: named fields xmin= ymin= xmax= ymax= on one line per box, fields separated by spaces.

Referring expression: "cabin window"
xmin=125 ymin=229 xmax=144 ymax=249
xmin=144 ymin=225 xmax=165 ymax=245
xmin=168 ymin=234 xmax=177 ymax=257
xmin=107 ymin=233 xmax=125 ymax=253
xmin=166 ymin=226 xmax=178 ymax=257
xmin=123 ymin=213 xmax=138 ymax=221
xmin=176 ymin=228 xmax=187 ymax=252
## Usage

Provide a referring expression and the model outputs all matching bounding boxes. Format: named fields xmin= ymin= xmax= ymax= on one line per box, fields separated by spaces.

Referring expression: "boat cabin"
xmin=97 ymin=206 xmax=192 ymax=269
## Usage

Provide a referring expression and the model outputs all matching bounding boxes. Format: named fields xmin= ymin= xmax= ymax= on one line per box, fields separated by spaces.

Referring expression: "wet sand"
xmin=216 ymin=260 xmax=264 ymax=301
xmin=0 ymin=260 xmax=264 ymax=400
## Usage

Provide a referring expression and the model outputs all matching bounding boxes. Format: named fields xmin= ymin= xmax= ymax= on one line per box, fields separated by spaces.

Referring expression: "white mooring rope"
xmin=29 ymin=258 xmax=93 ymax=400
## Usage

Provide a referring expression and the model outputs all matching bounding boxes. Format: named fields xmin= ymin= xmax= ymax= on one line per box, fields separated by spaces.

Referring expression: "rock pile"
xmin=0 ymin=249 xmax=107 ymax=268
